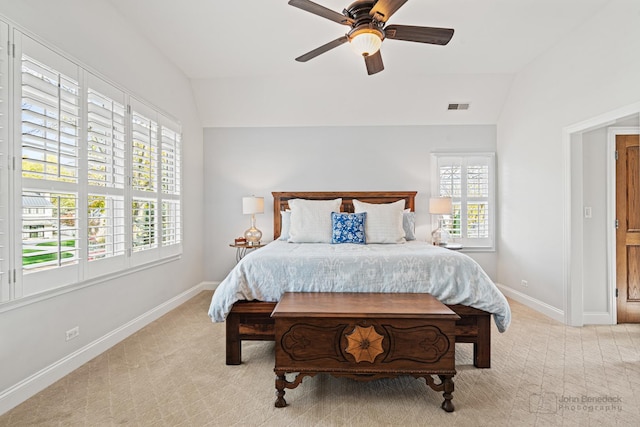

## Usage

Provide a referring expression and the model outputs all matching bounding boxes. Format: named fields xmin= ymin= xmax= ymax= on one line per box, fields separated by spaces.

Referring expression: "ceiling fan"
xmin=288 ymin=0 xmax=454 ymax=75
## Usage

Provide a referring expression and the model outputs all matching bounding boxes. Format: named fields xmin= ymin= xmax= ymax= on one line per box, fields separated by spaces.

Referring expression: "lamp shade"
xmin=429 ymin=197 xmax=452 ymax=215
xmin=242 ymin=196 xmax=264 ymax=215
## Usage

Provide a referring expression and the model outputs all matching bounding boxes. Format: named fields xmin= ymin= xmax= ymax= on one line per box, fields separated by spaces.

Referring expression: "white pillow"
xmin=353 ymin=199 xmax=406 ymax=244
xmin=288 ymin=198 xmax=342 ymax=243
xmin=279 ymin=210 xmax=291 ymax=241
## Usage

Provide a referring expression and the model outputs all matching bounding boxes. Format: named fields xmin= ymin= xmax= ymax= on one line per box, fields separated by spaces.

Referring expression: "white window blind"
xmin=432 ymin=153 xmax=495 ymax=250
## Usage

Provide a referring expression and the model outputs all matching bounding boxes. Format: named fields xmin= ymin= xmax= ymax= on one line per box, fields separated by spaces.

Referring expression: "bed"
xmin=208 ymin=191 xmax=511 ymax=368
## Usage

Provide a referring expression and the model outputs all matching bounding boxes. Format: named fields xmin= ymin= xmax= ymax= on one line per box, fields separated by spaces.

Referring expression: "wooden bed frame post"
xmin=225 ymin=310 xmax=241 ymax=365
xmin=474 ymin=314 xmax=491 ymax=368
xmin=225 ymin=301 xmax=277 ymax=365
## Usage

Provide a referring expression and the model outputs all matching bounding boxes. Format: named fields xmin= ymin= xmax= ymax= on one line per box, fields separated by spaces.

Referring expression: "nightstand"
xmin=230 ymin=242 xmax=265 ymax=262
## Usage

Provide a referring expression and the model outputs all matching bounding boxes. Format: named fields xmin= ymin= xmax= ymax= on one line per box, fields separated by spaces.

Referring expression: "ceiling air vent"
xmin=447 ymin=103 xmax=470 ymax=110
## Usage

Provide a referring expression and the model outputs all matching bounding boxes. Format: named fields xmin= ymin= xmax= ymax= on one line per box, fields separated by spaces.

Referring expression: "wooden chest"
xmin=272 ymin=292 xmax=460 ymax=412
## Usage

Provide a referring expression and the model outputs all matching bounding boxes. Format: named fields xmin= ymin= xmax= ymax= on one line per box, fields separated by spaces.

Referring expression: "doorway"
xmin=563 ymin=104 xmax=640 ymax=327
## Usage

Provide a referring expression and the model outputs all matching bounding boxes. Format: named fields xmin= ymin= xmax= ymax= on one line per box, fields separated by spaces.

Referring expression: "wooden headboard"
xmin=272 ymin=191 xmax=417 ymax=240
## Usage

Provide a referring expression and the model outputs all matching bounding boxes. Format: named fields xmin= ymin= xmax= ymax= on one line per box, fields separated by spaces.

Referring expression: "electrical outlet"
xmin=521 ymin=280 xmax=528 ymax=287
xmin=65 ymin=326 xmax=79 ymax=341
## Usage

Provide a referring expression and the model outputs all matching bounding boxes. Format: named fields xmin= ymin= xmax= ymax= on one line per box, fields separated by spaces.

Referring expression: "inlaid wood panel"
xmin=627 ymin=145 xmax=639 ymax=231
xmin=627 ymin=246 xmax=640 ymax=301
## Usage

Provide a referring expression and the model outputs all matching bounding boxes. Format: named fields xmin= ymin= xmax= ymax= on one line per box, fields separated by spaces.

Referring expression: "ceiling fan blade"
xmin=288 ymin=0 xmax=355 ymax=26
xmin=295 ymin=36 xmax=349 ymax=62
xmin=364 ymin=50 xmax=384 ymax=75
xmin=369 ymin=0 xmax=408 ymax=23
xmin=385 ymin=25 xmax=454 ymax=45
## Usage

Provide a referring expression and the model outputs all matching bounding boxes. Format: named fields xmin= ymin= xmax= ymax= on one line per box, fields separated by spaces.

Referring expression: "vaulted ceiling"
xmin=107 ymin=0 xmax=611 ymax=126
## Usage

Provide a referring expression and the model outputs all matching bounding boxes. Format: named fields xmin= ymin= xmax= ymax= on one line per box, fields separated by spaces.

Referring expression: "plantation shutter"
xmin=87 ymin=81 xmax=126 ymax=189
xmin=86 ymin=74 xmax=127 ymax=276
xmin=131 ymin=104 xmax=158 ymax=194
xmin=159 ymin=115 xmax=181 ymax=254
xmin=2 ymin=28 xmax=182 ymax=302
xmin=130 ymin=99 xmax=159 ymax=264
xmin=21 ymin=57 xmax=79 ymax=184
xmin=17 ymin=32 xmax=81 ymax=296
xmin=0 ymin=21 xmax=9 ymax=302
xmin=432 ymin=153 xmax=495 ymax=250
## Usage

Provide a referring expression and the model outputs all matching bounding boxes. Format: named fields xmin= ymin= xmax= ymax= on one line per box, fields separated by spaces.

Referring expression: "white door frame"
xmin=562 ymin=102 xmax=640 ymax=326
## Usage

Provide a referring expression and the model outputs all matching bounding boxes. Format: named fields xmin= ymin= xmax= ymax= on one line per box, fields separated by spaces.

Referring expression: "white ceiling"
xmin=107 ymin=0 xmax=611 ymax=126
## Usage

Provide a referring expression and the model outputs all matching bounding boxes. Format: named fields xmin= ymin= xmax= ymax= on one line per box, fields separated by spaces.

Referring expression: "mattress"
xmin=208 ymin=240 xmax=511 ymax=332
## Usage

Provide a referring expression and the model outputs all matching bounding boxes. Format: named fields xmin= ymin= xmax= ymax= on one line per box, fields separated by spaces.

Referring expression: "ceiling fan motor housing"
xmin=344 ymin=1 xmax=386 ymax=41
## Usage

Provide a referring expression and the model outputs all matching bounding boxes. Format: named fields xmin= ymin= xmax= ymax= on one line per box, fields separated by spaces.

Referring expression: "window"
xmin=128 ymin=100 xmax=182 ymax=264
xmin=22 ymin=192 xmax=79 ymax=270
xmin=0 ymin=29 xmax=182 ymax=301
xmin=432 ymin=153 xmax=496 ymax=250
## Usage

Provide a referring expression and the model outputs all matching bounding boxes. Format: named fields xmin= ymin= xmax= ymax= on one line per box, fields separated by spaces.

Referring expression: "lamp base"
xmin=244 ymin=227 xmax=262 ymax=246
xmin=244 ymin=214 xmax=262 ymax=246
xmin=431 ymin=227 xmax=451 ymax=246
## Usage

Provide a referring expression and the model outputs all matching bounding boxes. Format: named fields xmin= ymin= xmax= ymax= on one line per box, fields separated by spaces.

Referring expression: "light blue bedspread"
xmin=208 ymin=240 xmax=511 ymax=332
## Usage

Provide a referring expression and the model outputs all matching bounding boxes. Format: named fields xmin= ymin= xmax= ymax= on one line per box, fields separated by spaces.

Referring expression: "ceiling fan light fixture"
xmin=349 ymin=29 xmax=382 ymax=57
xmin=288 ymin=0 xmax=455 ymax=74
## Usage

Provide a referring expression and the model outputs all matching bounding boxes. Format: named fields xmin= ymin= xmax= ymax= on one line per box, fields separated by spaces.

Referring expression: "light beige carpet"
xmin=1 ymin=291 xmax=638 ymax=426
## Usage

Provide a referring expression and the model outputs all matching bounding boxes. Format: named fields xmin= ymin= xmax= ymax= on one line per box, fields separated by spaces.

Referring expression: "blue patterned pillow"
xmin=331 ymin=212 xmax=366 ymax=244
xmin=403 ymin=211 xmax=416 ymax=240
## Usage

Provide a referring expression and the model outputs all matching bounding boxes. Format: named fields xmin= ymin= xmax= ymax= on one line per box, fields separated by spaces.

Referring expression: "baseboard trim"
xmin=583 ymin=311 xmax=614 ymax=325
xmin=0 ymin=282 xmax=206 ymax=416
xmin=496 ymin=283 xmax=565 ymax=324
xmin=201 ymin=281 xmax=219 ymax=291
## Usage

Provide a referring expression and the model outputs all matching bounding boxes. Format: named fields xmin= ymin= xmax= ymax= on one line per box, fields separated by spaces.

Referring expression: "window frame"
xmin=0 ymin=26 xmax=182 ymax=304
xmin=0 ymin=20 xmax=10 ymax=303
xmin=431 ymin=152 xmax=496 ymax=251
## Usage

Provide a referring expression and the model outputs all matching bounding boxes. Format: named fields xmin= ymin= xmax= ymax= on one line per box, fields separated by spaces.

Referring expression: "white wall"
xmin=192 ymin=74 xmax=512 ymax=127
xmin=497 ymin=1 xmax=640 ymax=317
xmin=0 ymin=0 xmax=204 ymax=413
xmin=203 ymin=125 xmax=498 ymax=282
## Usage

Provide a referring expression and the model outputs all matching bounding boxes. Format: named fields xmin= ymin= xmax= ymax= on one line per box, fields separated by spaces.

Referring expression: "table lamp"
xmin=429 ymin=197 xmax=452 ymax=246
xmin=242 ymin=196 xmax=264 ymax=246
